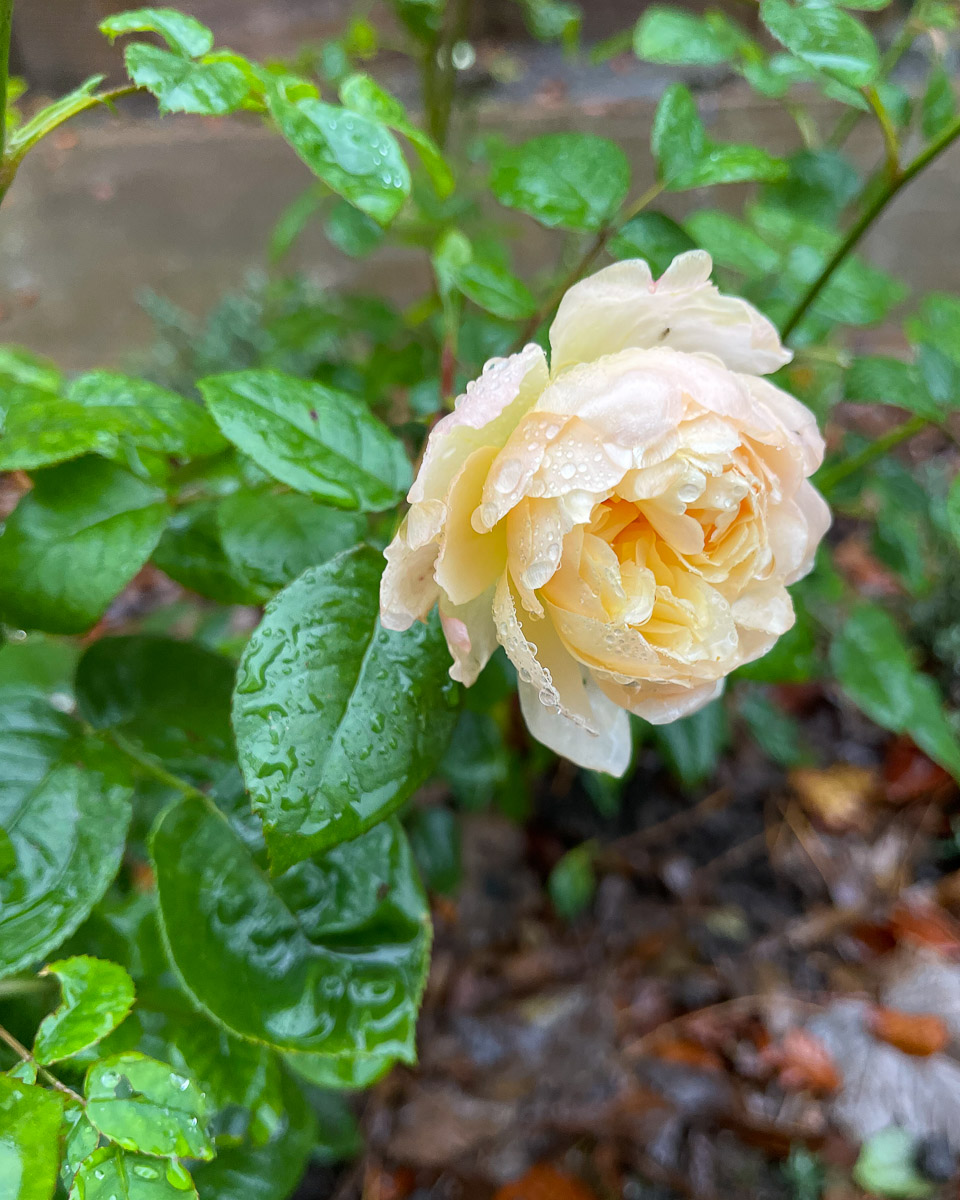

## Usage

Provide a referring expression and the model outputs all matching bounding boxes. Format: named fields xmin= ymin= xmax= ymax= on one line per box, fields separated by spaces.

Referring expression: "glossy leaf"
xmin=124 ymin=44 xmax=250 ymax=115
xmin=760 ymin=0 xmax=879 ymax=87
xmin=339 ymin=73 xmax=454 ymax=198
xmin=68 ymin=1146 xmax=197 ymax=1200
xmin=76 ymin=635 xmax=235 ymax=777
xmin=5 ymin=77 xmax=107 ymax=162
xmin=0 ymin=458 xmax=169 ymax=635
xmin=233 ymin=545 xmax=458 ymax=866
xmin=217 ymin=490 xmax=365 ymax=592
xmin=85 ymin=1052 xmax=213 ymax=1160
xmin=922 ymin=64 xmax=957 ymax=139
xmin=190 ymin=1072 xmax=317 ymax=1200
xmin=99 ymin=8 xmax=214 ymax=57
xmin=199 ymin=371 xmax=411 ymax=512
xmin=908 ymin=292 xmax=960 ymax=365
xmin=60 ymin=1104 xmax=100 ymax=1192
xmin=0 ymin=347 xmax=61 ymax=393
xmin=152 ymin=797 xmax=432 ymax=1059
xmin=33 ymin=956 xmax=135 ymax=1064
xmin=490 ymin=133 xmax=630 ymax=231
xmin=0 ymin=692 xmax=132 ymax=977
xmin=634 ymin=6 xmax=742 ymax=64
xmin=284 ymin=1048 xmax=393 ymax=1090
xmin=518 ymin=0 xmax=581 ymax=46
xmin=609 ymin=211 xmax=696 ymax=272
xmin=0 ymin=1078 xmax=62 ymax=1200
xmin=268 ymin=95 xmax=411 ymax=225
xmin=684 ymin=210 xmax=780 ymax=276
xmin=830 ymin=606 xmax=960 ymax=779
xmin=407 ymin=806 xmax=461 ymax=895
xmin=844 ymin=356 xmax=940 ymax=420
xmin=151 ymin=502 xmax=264 ymax=605
xmin=0 ymin=373 xmax=223 ymax=471
xmin=324 ymin=198 xmax=387 ymax=257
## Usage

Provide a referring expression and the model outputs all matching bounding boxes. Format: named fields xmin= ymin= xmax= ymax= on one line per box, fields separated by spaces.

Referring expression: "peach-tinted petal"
xmin=440 ymin=587 xmax=499 ymax=686
xmin=549 ymin=255 xmax=790 ymax=378
xmin=600 ymin=675 xmax=725 ymax=724
xmin=435 ymin=445 xmax=508 ymax=605
xmin=519 ymin=677 xmax=632 ymax=776
xmin=380 ymin=518 xmax=440 ymax=631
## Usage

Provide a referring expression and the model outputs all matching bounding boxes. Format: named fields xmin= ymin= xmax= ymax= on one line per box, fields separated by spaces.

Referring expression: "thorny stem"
xmin=0 ymin=1023 xmax=84 ymax=1103
xmin=815 ymin=413 xmax=928 ymax=495
xmin=511 ymin=179 xmax=667 ymax=353
xmin=781 ymin=113 xmax=960 ymax=340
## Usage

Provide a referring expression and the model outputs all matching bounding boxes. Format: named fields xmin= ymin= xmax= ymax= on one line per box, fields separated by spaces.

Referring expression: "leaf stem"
xmin=0 ymin=1023 xmax=84 ymax=1102
xmin=815 ymin=413 xmax=928 ymax=495
xmin=781 ymin=113 xmax=960 ymax=341
xmin=0 ymin=0 xmax=12 ymax=163
xmin=101 ymin=729 xmax=212 ymax=806
xmin=511 ymin=178 xmax=667 ymax=352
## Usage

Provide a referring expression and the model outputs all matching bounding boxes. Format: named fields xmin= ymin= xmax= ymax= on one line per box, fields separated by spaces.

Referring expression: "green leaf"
xmin=0 ymin=347 xmax=61 ymax=393
xmin=548 ymin=843 xmax=596 ymax=920
xmin=0 ymin=691 xmax=132 ymax=977
xmin=269 ymin=184 xmax=325 ymax=263
xmin=738 ymin=687 xmax=812 ymax=767
xmin=233 ymin=545 xmax=457 ymax=866
xmin=99 ymin=8 xmax=214 ymax=56
xmin=152 ymin=797 xmax=432 ymax=1059
xmin=456 ymin=257 xmax=537 ymax=321
xmin=199 ymin=371 xmax=411 ymax=512
xmin=634 ymin=6 xmax=742 ymax=65
xmin=684 ymin=210 xmax=780 ymax=275
xmin=830 ymin=605 xmax=960 ymax=779
xmin=6 ymin=77 xmax=107 ymax=162
xmin=650 ymin=700 xmax=729 ymax=788
xmin=69 ymin=1145 xmax=197 ymax=1199
xmin=908 ymin=292 xmax=960 ymax=365
xmin=652 ymin=85 xmax=785 ymax=189
xmin=923 ymin=64 xmax=957 ymax=139
xmin=853 ymin=1127 xmax=934 ymax=1199
xmin=60 ymin=1103 xmax=100 ymax=1192
xmin=0 ymin=458 xmax=169 ymax=635
xmin=608 ymin=211 xmax=696 ymax=273
xmin=85 ymin=1052 xmax=213 ymax=1160
xmin=759 ymin=0 xmax=879 ymax=87
xmin=948 ymin=473 xmax=960 ymax=552
xmin=844 ymin=355 xmax=940 ymax=419
xmin=762 ymin=149 xmax=861 ymax=222
xmin=284 ymin=1048 xmax=393 ymax=1090
xmin=0 ymin=373 xmax=224 ymax=471
xmin=76 ymin=636 xmax=235 ymax=778
xmin=268 ymin=94 xmax=411 ymax=225
xmin=490 ymin=133 xmax=630 ymax=231
xmin=33 ymin=956 xmax=135 ymax=1065
xmin=124 ymin=44 xmax=250 ymax=115
xmin=190 ymin=1072 xmax=317 ymax=1200
xmin=217 ymin=490 xmax=365 ymax=592
xmin=151 ymin=502 xmax=264 ymax=605
xmin=324 ymin=197 xmax=387 ymax=257
xmin=339 ymin=73 xmax=454 ymax=198
xmin=0 ymin=1078 xmax=62 ymax=1200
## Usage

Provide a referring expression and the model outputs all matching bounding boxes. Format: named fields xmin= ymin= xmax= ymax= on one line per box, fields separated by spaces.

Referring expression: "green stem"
xmin=0 ymin=1023 xmax=84 ymax=1102
xmin=815 ymin=414 xmax=928 ymax=495
xmin=781 ymin=114 xmax=960 ymax=341
xmin=102 ymin=730 xmax=211 ymax=806
xmin=0 ymin=0 xmax=13 ymax=164
xmin=511 ymin=178 xmax=667 ymax=352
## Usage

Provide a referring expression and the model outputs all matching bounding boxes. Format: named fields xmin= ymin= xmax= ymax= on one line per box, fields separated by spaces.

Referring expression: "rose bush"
xmin=382 ymin=252 xmax=830 ymax=773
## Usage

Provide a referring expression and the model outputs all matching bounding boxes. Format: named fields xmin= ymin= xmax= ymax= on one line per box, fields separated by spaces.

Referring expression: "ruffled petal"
xmin=435 ymin=445 xmax=508 ymax=605
xmin=440 ymin=587 xmax=499 ymax=686
xmin=519 ymin=677 xmax=632 ymax=775
xmin=380 ymin=518 xmax=441 ymax=631
xmin=600 ymin=675 xmax=725 ymax=725
xmin=549 ymin=254 xmax=791 ymax=378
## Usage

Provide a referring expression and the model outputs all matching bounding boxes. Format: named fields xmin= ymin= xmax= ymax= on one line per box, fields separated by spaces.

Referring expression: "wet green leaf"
xmin=60 ymin=1103 xmax=100 ymax=1192
xmin=124 ymin=44 xmax=250 ymax=115
xmin=609 ymin=211 xmax=696 ymax=273
xmin=233 ymin=545 xmax=457 ymax=866
xmin=0 ymin=458 xmax=169 ymax=635
xmin=490 ymin=133 xmax=630 ymax=231
xmin=0 ymin=692 xmax=132 ymax=977
xmin=0 ymin=346 xmax=61 ymax=393
xmin=760 ymin=0 xmax=879 ymax=86
xmin=853 ymin=1127 xmax=933 ymax=1198
xmin=922 ymin=64 xmax=957 ymax=139
xmin=33 ymin=956 xmax=135 ymax=1064
xmin=99 ymin=8 xmax=214 ymax=57
xmin=684 ymin=210 xmax=780 ymax=276
xmin=69 ymin=1145 xmax=197 ymax=1199
xmin=845 ymin=356 xmax=940 ymax=420
xmin=408 ymin=806 xmax=461 ymax=895
xmin=152 ymin=798 xmax=431 ymax=1060
xmin=199 ymin=371 xmax=410 ymax=512
xmin=152 ymin=502 xmax=265 ymax=605
xmin=268 ymin=95 xmax=411 ymax=225
xmin=284 ymin=1048 xmax=393 ymax=1090
xmin=76 ymin=635 xmax=235 ymax=778
xmin=634 ymin=6 xmax=744 ymax=64
xmin=217 ymin=490 xmax=365 ymax=592
xmin=0 ymin=1077 xmax=62 ymax=1200
xmin=0 ymin=373 xmax=223 ymax=472
xmin=85 ymin=1052 xmax=213 ymax=1160
xmin=324 ymin=198 xmax=387 ymax=257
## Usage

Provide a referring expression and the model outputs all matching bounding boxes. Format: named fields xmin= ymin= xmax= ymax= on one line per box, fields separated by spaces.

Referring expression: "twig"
xmin=0 ymin=1023 xmax=84 ymax=1103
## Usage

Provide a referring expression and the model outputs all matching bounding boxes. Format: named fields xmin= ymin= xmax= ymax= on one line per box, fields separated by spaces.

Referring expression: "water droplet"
xmin=133 ymin=1165 xmax=160 ymax=1181
xmin=559 ymin=462 xmax=577 ymax=480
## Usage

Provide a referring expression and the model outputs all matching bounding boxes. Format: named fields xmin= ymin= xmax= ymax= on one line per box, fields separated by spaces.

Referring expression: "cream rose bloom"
xmin=380 ymin=252 xmax=830 ymax=775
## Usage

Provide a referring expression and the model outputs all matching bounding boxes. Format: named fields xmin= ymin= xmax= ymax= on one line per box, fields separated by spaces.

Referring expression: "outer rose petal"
xmin=601 ymin=676 xmax=725 ymax=725
xmin=549 ymin=253 xmax=791 ymax=378
xmin=440 ymin=588 xmax=499 ymax=685
xmin=380 ymin=518 xmax=441 ymax=631
xmin=519 ymin=677 xmax=632 ymax=776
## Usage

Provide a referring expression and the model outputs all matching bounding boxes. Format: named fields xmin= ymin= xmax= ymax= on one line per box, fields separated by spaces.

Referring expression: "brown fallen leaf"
xmin=884 ymin=737 xmax=953 ymax=804
xmin=650 ymin=1037 xmax=724 ymax=1073
xmin=789 ymin=764 xmax=881 ymax=833
xmin=869 ymin=1006 xmax=950 ymax=1057
xmin=764 ymin=1028 xmax=843 ymax=1095
xmin=363 ymin=1163 xmax=416 ymax=1200
xmin=890 ymin=903 xmax=960 ymax=958
xmin=494 ymin=1164 xmax=597 ymax=1200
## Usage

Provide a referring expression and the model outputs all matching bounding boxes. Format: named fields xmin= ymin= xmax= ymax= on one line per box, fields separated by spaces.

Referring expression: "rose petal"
xmin=519 ymin=677 xmax=632 ymax=776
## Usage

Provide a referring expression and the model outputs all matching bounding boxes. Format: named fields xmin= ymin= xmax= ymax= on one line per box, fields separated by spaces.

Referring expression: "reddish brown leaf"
xmin=869 ymin=1006 xmax=949 ymax=1057
xmin=890 ymin=903 xmax=960 ymax=957
xmin=884 ymin=737 xmax=953 ymax=804
xmin=651 ymin=1037 xmax=724 ymax=1072
xmin=765 ymin=1029 xmax=842 ymax=1095
xmin=494 ymin=1164 xmax=597 ymax=1200
xmin=363 ymin=1164 xmax=417 ymax=1200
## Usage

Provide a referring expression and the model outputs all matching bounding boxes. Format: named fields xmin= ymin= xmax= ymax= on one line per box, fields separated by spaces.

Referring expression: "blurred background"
xmin=3 ymin=0 xmax=958 ymax=368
